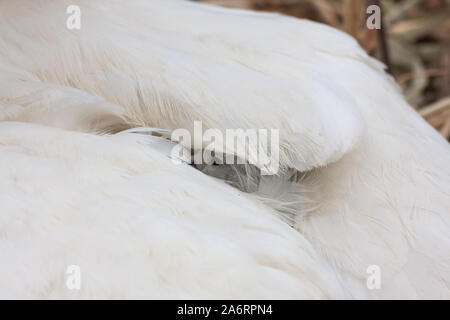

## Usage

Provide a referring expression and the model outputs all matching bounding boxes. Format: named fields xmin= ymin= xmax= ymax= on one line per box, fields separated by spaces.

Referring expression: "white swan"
xmin=0 ymin=0 xmax=449 ymax=299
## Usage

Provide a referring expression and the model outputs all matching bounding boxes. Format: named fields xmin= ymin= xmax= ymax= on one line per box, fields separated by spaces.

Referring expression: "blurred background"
xmin=196 ymin=0 xmax=450 ymax=141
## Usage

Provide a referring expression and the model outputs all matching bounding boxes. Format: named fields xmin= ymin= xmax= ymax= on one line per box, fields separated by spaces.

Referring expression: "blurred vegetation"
xmin=197 ymin=0 xmax=450 ymax=140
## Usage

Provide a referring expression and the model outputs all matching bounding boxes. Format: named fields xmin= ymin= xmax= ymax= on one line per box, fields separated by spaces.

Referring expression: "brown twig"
xmin=376 ymin=0 xmax=392 ymax=73
xmin=396 ymin=68 xmax=450 ymax=84
xmin=343 ymin=0 xmax=362 ymax=41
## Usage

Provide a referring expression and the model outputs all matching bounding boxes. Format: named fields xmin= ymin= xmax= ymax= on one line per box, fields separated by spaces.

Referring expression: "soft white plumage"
xmin=0 ymin=0 xmax=449 ymax=299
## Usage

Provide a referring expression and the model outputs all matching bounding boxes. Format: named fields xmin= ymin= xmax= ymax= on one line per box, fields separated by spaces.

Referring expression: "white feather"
xmin=0 ymin=0 xmax=449 ymax=299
